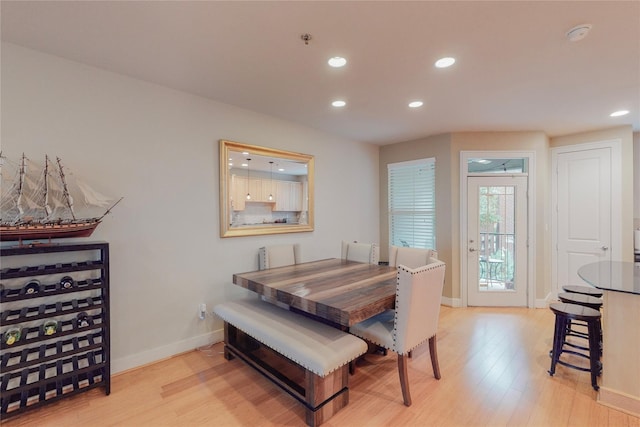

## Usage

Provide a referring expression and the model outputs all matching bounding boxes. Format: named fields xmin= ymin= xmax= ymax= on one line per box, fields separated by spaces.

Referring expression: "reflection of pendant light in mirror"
xmin=268 ymin=161 xmax=274 ymax=201
xmin=245 ymin=158 xmax=251 ymax=200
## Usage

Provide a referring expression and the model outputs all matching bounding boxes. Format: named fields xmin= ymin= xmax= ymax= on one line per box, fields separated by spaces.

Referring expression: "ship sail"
xmin=76 ymin=181 xmax=114 ymax=208
xmin=0 ymin=153 xmax=122 ymax=242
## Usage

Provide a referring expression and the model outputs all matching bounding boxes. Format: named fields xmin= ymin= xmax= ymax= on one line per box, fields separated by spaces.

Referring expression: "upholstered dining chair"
xmin=349 ymin=259 xmax=446 ymax=407
xmin=388 ymin=245 xmax=438 ymax=268
xmin=258 ymin=243 xmax=301 ymax=270
xmin=341 ymin=240 xmax=379 ymax=264
xmin=258 ymin=244 xmax=301 ymax=309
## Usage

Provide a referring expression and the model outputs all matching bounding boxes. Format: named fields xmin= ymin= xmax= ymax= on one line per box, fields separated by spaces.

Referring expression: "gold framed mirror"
xmin=219 ymin=140 xmax=314 ymax=237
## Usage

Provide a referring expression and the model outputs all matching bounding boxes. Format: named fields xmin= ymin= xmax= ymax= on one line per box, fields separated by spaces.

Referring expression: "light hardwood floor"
xmin=2 ymin=306 xmax=639 ymax=426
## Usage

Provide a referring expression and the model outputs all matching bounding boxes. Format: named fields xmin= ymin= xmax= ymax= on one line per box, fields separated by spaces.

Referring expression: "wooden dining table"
xmin=233 ymin=258 xmax=397 ymax=327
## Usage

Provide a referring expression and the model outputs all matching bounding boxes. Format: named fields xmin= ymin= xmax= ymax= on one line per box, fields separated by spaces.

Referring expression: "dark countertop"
xmin=577 ymin=261 xmax=640 ymax=295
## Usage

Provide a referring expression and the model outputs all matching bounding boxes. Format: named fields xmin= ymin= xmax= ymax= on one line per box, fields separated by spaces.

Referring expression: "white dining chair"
xmin=349 ymin=258 xmax=446 ymax=406
xmin=341 ymin=240 xmax=379 ymax=264
xmin=258 ymin=243 xmax=301 ymax=270
xmin=258 ymin=244 xmax=301 ymax=309
xmin=388 ymin=245 xmax=438 ymax=268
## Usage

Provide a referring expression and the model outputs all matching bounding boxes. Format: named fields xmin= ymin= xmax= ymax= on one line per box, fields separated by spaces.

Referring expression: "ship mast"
xmin=43 ymin=155 xmax=53 ymax=217
xmin=15 ymin=153 xmax=26 ymax=216
xmin=56 ymin=157 xmax=77 ymax=220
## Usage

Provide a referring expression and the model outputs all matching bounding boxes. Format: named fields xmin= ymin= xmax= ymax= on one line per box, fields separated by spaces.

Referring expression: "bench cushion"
xmin=214 ymin=299 xmax=367 ymax=377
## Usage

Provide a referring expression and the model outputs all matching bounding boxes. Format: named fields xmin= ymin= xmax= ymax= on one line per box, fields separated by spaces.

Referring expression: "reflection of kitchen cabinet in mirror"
xmin=219 ymin=140 xmax=314 ymax=237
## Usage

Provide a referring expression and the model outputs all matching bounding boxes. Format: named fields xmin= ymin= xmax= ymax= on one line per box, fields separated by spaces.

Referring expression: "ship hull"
xmin=0 ymin=221 xmax=100 ymax=242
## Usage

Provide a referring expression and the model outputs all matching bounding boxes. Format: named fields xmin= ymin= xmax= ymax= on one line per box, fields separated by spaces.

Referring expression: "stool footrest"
xmin=554 ymin=359 xmax=602 ymax=375
xmin=564 ymin=340 xmax=590 ymax=352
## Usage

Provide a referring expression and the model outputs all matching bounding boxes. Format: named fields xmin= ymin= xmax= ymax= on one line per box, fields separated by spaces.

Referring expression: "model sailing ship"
xmin=0 ymin=153 xmax=122 ymax=243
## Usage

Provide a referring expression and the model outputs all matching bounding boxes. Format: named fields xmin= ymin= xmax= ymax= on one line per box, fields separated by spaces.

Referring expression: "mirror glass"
xmin=219 ymin=140 xmax=314 ymax=237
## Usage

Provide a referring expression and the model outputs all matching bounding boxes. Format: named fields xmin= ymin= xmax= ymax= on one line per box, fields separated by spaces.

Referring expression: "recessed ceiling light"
xmin=278 ymin=168 xmax=285 ymax=172
xmin=408 ymin=101 xmax=424 ymax=108
xmin=566 ymin=24 xmax=592 ymax=42
xmin=332 ymin=100 xmax=346 ymax=107
xmin=610 ymin=110 xmax=629 ymax=117
xmin=241 ymin=163 xmax=248 ymax=167
xmin=328 ymin=56 xmax=347 ymax=67
xmin=435 ymin=57 xmax=455 ymax=68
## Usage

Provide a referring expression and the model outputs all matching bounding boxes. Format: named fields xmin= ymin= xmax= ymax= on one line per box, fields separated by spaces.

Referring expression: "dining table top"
xmin=232 ymin=258 xmax=397 ymax=327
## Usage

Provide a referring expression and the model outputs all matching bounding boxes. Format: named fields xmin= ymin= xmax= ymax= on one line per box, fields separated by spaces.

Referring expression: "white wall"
xmin=1 ymin=43 xmax=380 ymax=373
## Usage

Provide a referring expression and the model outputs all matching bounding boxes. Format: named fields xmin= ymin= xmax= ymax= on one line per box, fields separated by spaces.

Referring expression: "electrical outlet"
xmin=199 ymin=303 xmax=206 ymax=320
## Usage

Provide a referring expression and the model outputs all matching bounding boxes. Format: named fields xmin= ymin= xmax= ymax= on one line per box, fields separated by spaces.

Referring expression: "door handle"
xmin=601 ymin=246 xmax=609 ymax=251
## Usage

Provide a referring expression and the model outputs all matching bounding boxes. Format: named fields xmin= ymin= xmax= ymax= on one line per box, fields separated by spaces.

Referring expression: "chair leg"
xmin=398 ymin=354 xmax=411 ymax=406
xmin=587 ymin=320 xmax=600 ymax=391
xmin=548 ymin=314 xmax=566 ymax=376
xmin=428 ymin=335 xmax=441 ymax=380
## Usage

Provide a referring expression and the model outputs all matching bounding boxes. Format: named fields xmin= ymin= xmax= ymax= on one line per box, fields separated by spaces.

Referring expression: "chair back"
xmin=259 ymin=244 xmax=301 ymax=270
xmin=393 ymin=258 xmax=446 ymax=354
xmin=341 ymin=240 xmax=379 ymax=264
xmin=388 ymin=245 xmax=438 ymax=268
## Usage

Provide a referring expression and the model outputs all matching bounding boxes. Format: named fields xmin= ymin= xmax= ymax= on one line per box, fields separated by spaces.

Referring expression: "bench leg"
xmin=223 ymin=345 xmax=234 ymax=361
xmin=305 ymin=367 xmax=349 ymax=427
xmin=222 ymin=321 xmax=353 ymax=427
xmin=223 ymin=322 xmax=235 ymax=360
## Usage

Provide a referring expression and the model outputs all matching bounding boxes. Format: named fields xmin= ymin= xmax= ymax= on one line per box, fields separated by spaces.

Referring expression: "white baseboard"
xmin=535 ymin=292 xmax=554 ymax=308
xmin=442 ymin=296 xmax=549 ymax=308
xmin=536 ymin=292 xmax=558 ymax=308
xmin=598 ymin=387 xmax=640 ymax=418
xmin=112 ymin=328 xmax=224 ymax=375
xmin=441 ymin=296 xmax=462 ymax=307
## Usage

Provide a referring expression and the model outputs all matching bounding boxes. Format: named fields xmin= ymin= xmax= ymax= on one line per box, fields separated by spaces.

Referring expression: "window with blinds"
xmin=388 ymin=158 xmax=436 ymax=249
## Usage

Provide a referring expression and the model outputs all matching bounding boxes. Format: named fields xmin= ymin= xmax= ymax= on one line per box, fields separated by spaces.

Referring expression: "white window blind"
xmin=388 ymin=158 xmax=436 ymax=249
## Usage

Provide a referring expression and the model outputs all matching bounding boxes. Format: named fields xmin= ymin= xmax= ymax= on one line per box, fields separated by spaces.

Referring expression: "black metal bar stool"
xmin=562 ymin=284 xmax=603 ymax=298
xmin=558 ymin=292 xmax=603 ymax=310
xmin=558 ymin=292 xmax=603 ymax=354
xmin=548 ymin=302 xmax=601 ymax=391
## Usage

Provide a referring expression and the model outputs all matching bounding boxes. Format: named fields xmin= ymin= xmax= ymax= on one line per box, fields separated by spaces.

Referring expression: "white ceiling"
xmin=1 ymin=1 xmax=638 ymax=145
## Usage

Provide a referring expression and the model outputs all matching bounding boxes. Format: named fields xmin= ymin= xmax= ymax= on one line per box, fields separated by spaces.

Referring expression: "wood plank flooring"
xmin=2 ymin=306 xmax=639 ymax=426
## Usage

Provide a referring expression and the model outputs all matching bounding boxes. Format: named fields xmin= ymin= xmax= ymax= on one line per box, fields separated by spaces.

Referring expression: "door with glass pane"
xmin=467 ymin=176 xmax=528 ymax=306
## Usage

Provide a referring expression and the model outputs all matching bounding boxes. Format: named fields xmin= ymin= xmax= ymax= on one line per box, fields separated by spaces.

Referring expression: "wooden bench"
xmin=213 ymin=299 xmax=368 ymax=426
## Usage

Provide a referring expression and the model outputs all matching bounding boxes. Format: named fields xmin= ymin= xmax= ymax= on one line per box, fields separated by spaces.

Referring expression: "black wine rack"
xmin=0 ymin=241 xmax=110 ymax=418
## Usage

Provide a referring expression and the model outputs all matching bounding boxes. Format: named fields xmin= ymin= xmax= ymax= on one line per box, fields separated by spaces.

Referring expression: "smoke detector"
xmin=566 ymin=24 xmax=592 ymax=42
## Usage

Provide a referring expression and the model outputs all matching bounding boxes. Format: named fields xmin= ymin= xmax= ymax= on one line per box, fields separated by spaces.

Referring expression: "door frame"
xmin=551 ymin=139 xmax=622 ymax=298
xmin=460 ymin=151 xmax=536 ymax=308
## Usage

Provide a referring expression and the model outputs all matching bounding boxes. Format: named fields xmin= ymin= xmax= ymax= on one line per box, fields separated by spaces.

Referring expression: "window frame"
xmin=387 ymin=157 xmax=436 ymax=250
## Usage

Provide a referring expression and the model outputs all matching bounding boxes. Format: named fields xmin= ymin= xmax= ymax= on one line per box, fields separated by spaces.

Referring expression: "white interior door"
xmin=467 ymin=176 xmax=528 ymax=306
xmin=556 ymin=147 xmax=611 ymax=290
